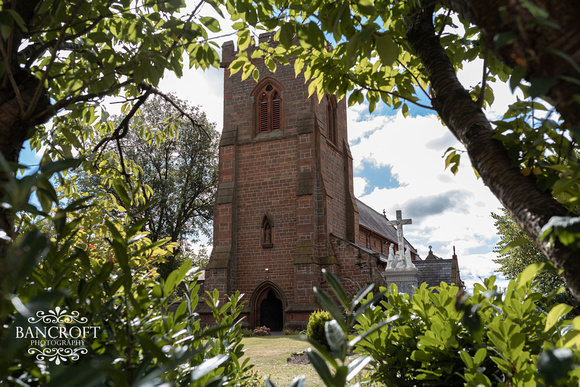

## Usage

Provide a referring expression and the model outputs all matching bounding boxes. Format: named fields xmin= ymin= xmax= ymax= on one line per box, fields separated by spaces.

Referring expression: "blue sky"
xmin=353 ymin=158 xmax=403 ymax=195
xmin=18 ymin=142 xmax=42 ymax=175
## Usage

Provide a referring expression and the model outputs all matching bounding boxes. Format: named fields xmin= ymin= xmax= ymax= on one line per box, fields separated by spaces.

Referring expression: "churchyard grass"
xmin=241 ymin=335 xmax=324 ymax=386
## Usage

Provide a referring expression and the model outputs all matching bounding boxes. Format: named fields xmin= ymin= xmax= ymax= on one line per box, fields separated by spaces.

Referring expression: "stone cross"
xmin=386 ymin=210 xmax=412 ymax=255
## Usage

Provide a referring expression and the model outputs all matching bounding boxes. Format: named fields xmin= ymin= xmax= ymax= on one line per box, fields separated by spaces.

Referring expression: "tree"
xmin=492 ymin=209 xmax=579 ymax=312
xmin=122 ymin=95 xmax=218 ymax=246
xmin=68 ymin=94 xmax=219 ymax=276
xmin=223 ymin=0 xmax=580 ymax=298
xmin=119 ymin=95 xmax=218 ymax=276
xmin=0 ymin=1 xmax=231 ymax=380
xmin=0 ymin=0 xmax=224 ymax=272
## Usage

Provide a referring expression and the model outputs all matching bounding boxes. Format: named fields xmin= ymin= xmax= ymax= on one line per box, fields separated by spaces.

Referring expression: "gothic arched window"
xmin=326 ymin=94 xmax=337 ymax=144
xmin=257 ymin=83 xmax=281 ymax=133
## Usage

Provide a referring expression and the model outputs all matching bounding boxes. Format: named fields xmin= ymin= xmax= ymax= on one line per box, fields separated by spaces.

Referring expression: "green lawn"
xmin=240 ymin=335 xmax=324 ymax=386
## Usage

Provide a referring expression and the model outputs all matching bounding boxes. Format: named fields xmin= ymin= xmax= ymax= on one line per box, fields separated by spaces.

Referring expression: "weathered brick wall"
xmin=329 ymin=235 xmax=387 ymax=297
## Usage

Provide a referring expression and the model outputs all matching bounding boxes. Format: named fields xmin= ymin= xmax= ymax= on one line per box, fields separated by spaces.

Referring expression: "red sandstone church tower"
xmin=203 ymin=32 xmax=460 ymax=330
xmin=202 ymin=32 xmax=378 ymax=330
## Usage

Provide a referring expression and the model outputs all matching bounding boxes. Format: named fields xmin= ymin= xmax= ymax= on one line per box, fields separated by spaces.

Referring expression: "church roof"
xmin=356 ymin=199 xmax=417 ymax=253
xmin=414 ymin=259 xmax=454 ymax=287
xmin=424 ymin=246 xmax=442 ymax=260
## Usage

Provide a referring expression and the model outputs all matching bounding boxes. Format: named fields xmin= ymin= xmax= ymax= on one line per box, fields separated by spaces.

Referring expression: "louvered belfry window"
xmin=260 ymin=93 xmax=269 ymax=132
xmin=258 ymin=84 xmax=281 ymax=133
xmin=272 ymin=92 xmax=280 ymax=131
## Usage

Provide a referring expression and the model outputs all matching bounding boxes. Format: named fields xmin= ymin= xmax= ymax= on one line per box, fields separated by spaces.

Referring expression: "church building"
xmin=201 ymin=33 xmax=462 ymax=330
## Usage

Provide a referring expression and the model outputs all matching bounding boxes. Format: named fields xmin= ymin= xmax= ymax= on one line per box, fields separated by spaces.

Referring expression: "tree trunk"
xmin=446 ymin=0 xmax=580 ymax=129
xmin=0 ymin=0 xmax=51 ymax=279
xmin=406 ymin=4 xmax=580 ymax=299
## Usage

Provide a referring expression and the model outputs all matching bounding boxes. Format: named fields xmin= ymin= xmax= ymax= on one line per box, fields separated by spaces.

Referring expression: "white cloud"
xmin=160 ymin=65 xmax=224 ymax=130
xmin=353 ymin=176 xmax=368 ymax=198
xmin=349 ymin=109 xmax=508 ymax=291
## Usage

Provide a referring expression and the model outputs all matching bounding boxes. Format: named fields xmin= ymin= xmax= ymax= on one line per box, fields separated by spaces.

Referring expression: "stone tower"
xmin=202 ymin=32 xmax=361 ymax=330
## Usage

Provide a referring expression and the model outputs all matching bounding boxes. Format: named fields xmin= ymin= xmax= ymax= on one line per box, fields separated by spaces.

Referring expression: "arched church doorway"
xmin=251 ymin=282 xmax=285 ymax=331
xmin=260 ymin=290 xmax=283 ymax=331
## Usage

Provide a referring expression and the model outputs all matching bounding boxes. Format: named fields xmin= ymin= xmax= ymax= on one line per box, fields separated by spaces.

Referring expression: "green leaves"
xmin=499 ymin=236 xmax=528 ymax=254
xmin=191 ymin=354 xmax=230 ymax=382
xmin=299 ymin=270 xmax=394 ymax=387
xmin=375 ymin=34 xmax=398 ymax=67
xmin=200 ymin=16 xmax=221 ymax=33
xmin=278 ymin=23 xmax=295 ymax=48
xmin=351 ymin=272 xmax=580 ymax=385
xmin=0 ymin=9 xmax=27 ymax=39
xmin=537 ymin=348 xmax=575 ymax=385
xmin=545 ymin=303 xmax=573 ymax=332
xmin=541 ymin=216 xmax=580 ymax=248
xmin=345 ymin=25 xmax=376 ymax=69
xmin=443 ymin=147 xmax=461 ymax=175
xmin=528 ymin=77 xmax=558 ymax=98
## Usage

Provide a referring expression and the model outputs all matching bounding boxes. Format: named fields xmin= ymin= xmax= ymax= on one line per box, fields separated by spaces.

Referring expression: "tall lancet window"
xmin=326 ymin=94 xmax=337 ymax=145
xmin=257 ymin=83 xmax=281 ymax=133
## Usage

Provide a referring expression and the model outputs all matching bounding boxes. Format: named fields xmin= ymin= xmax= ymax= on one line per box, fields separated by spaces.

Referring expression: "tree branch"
xmin=406 ymin=2 xmax=580 ymax=298
xmin=347 ymin=74 xmax=434 ymax=110
xmin=0 ymin=41 xmax=25 ymax=111
xmin=24 ymin=0 xmax=85 ymax=119
xmin=92 ymin=86 xmax=153 ymax=154
xmin=148 ymin=87 xmax=212 ymax=139
xmin=476 ymin=49 xmax=489 ymax=108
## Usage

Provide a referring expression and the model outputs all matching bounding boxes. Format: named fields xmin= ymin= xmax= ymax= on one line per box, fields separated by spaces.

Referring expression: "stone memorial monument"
xmin=384 ymin=210 xmax=419 ymax=294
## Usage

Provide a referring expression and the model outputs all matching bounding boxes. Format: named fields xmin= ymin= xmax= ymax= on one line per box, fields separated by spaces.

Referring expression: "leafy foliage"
xmin=492 ymin=209 xmax=579 ymax=313
xmin=491 ymin=100 xmax=580 ymax=210
xmin=61 ymin=94 xmax=219 ymax=278
xmin=0 ymin=0 xmax=224 ymax=127
xmin=306 ymin=310 xmax=332 ymax=350
xmin=354 ymin=276 xmax=580 ymax=386
xmin=263 ymin=268 xmax=580 ymax=386
xmin=268 ymin=270 xmax=395 ymax=387
xmin=0 ymin=143 xmax=249 ymax=386
xmin=0 ymin=0 xmax=227 ymax=266
xmin=119 ymin=95 xmax=219 ymax=245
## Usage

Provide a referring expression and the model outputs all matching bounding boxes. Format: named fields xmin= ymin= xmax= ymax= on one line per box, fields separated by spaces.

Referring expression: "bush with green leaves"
xmin=266 ymin=268 xmax=580 ymax=387
xmin=306 ymin=310 xmax=333 ymax=350
xmin=0 ymin=159 xmax=251 ymax=386
xmin=354 ymin=267 xmax=580 ymax=386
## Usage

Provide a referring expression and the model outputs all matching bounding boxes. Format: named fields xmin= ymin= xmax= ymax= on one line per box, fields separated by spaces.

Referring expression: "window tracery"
xmin=257 ymin=83 xmax=281 ymax=133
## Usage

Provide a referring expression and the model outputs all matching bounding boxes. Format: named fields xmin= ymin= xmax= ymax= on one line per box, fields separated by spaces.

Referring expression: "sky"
xmin=18 ymin=7 xmax=520 ymax=292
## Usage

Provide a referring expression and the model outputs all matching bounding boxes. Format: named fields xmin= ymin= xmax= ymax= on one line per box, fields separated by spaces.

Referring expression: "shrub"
xmin=240 ymin=328 xmax=254 ymax=337
xmin=236 ymin=370 xmax=265 ymax=387
xmin=253 ymin=326 xmax=271 ymax=336
xmin=354 ymin=269 xmax=580 ymax=386
xmin=306 ymin=310 xmax=333 ymax=350
xmin=0 ymin=169 xmax=251 ymax=385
